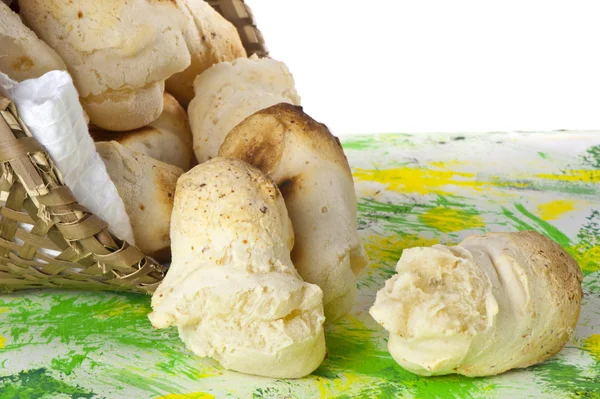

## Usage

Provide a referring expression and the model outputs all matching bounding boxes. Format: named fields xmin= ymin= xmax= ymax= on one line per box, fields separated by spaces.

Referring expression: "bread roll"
xmin=149 ymin=158 xmax=326 ymax=378
xmin=219 ymin=103 xmax=369 ymax=322
xmin=19 ymin=0 xmax=191 ymax=131
xmin=90 ymin=93 xmax=194 ymax=171
xmin=96 ymin=142 xmax=184 ymax=263
xmin=369 ymin=231 xmax=583 ymax=377
xmin=188 ymin=56 xmax=300 ymax=163
xmin=0 ymin=2 xmax=66 ymax=81
xmin=166 ymin=0 xmax=246 ymax=107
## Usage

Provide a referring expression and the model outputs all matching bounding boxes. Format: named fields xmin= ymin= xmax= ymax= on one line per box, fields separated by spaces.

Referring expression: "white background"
xmin=249 ymin=0 xmax=600 ymax=136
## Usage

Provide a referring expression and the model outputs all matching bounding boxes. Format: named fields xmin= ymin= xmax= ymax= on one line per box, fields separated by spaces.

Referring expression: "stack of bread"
xmin=1 ymin=0 xmax=369 ymax=377
xmin=1 ymin=0 xmax=583 ymax=382
xmin=1 ymin=0 xmax=246 ymax=263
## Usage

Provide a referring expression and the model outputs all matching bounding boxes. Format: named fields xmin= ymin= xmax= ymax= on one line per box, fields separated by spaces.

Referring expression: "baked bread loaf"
xmin=220 ymin=103 xmax=369 ymax=322
xmin=96 ymin=142 xmax=184 ymax=263
xmin=166 ymin=0 xmax=246 ymax=107
xmin=188 ymin=56 xmax=300 ymax=163
xmin=19 ymin=0 xmax=191 ymax=131
xmin=149 ymin=157 xmax=326 ymax=378
xmin=369 ymin=231 xmax=583 ymax=377
xmin=90 ymin=93 xmax=194 ymax=171
xmin=0 ymin=2 xmax=66 ymax=81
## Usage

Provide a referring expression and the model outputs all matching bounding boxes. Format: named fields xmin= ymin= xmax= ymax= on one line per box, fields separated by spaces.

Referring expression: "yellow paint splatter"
xmin=418 ymin=207 xmax=486 ymax=233
xmin=353 ymin=167 xmax=477 ymax=195
xmin=536 ymin=199 xmax=582 ymax=221
xmin=353 ymin=167 xmax=524 ymax=196
xmin=568 ymin=244 xmax=600 ymax=274
xmin=429 ymin=160 xmax=468 ymax=168
xmin=196 ymin=373 xmax=219 ymax=379
xmin=536 ymin=170 xmax=600 ymax=184
xmin=313 ymin=371 xmax=366 ymax=398
xmin=364 ymin=234 xmax=440 ymax=268
xmin=582 ymin=334 xmax=600 ymax=361
xmin=154 ymin=393 xmax=214 ymax=399
xmin=0 ymin=334 xmax=6 ymax=349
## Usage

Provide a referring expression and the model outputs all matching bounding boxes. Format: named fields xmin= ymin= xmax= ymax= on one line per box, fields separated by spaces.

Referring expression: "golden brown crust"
xmin=509 ymin=231 xmax=582 ymax=366
xmin=219 ymin=103 xmax=368 ymax=322
xmin=219 ymin=103 xmax=351 ymax=175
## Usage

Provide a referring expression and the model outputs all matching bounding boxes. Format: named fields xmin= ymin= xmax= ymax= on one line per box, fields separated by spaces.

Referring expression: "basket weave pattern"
xmin=0 ymin=0 xmax=262 ymax=294
xmin=208 ymin=0 xmax=268 ymax=57
xmin=0 ymin=98 xmax=167 ymax=293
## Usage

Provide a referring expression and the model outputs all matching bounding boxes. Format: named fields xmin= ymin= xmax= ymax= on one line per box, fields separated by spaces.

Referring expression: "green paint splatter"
xmin=532 ymin=359 xmax=600 ymax=398
xmin=251 ymin=386 xmax=296 ymax=399
xmin=109 ymin=368 xmax=183 ymax=396
xmin=315 ymin=316 xmax=495 ymax=399
xmin=581 ymin=145 xmax=600 ymax=169
xmin=342 ymin=134 xmax=414 ymax=151
xmin=571 ymin=210 xmax=600 ymax=274
xmin=51 ymin=352 xmax=89 ymax=375
xmin=513 ymin=203 xmax=571 ymax=247
xmin=0 ymin=368 xmax=97 ymax=399
xmin=0 ymin=291 xmax=211 ymax=396
xmin=538 ymin=151 xmax=549 ymax=159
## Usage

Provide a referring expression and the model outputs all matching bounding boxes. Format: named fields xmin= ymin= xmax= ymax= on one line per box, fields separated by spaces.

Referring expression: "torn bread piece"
xmin=369 ymin=231 xmax=583 ymax=377
xmin=149 ymin=157 xmax=325 ymax=378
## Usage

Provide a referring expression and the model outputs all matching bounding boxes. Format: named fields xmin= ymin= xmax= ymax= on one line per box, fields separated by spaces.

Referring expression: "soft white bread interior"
xmin=188 ymin=56 xmax=300 ymax=163
xmin=369 ymin=231 xmax=583 ymax=377
xmin=148 ymin=157 xmax=326 ymax=378
xmin=219 ymin=103 xmax=369 ymax=322
xmin=90 ymin=93 xmax=194 ymax=171
xmin=19 ymin=0 xmax=191 ymax=131
xmin=0 ymin=1 xmax=66 ymax=81
xmin=166 ymin=0 xmax=246 ymax=106
xmin=96 ymin=142 xmax=184 ymax=263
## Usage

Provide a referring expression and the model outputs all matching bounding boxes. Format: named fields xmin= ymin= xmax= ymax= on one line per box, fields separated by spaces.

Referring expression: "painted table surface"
xmin=1 ymin=132 xmax=600 ymax=399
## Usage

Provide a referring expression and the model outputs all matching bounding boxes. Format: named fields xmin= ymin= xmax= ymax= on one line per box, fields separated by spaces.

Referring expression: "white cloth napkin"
xmin=0 ymin=70 xmax=135 ymax=244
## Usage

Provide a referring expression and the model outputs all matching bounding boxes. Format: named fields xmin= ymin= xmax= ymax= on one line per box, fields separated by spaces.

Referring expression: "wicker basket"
xmin=0 ymin=0 xmax=266 ymax=294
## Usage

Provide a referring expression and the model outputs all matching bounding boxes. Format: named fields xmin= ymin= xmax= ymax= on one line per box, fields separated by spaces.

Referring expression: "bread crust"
xmin=19 ymin=0 xmax=191 ymax=131
xmin=220 ymin=104 xmax=368 ymax=322
xmin=90 ymin=93 xmax=194 ymax=170
xmin=96 ymin=141 xmax=184 ymax=263
xmin=0 ymin=2 xmax=66 ymax=81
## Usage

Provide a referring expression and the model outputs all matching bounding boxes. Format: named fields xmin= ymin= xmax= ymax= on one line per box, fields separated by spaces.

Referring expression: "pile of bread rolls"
xmin=1 ymin=0 xmax=246 ymax=262
xmin=1 ymin=0 xmax=369 ymax=376
xmin=1 ymin=0 xmax=583 ymax=381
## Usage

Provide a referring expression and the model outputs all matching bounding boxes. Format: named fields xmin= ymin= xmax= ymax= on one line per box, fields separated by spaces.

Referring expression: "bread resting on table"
xmin=90 ymin=93 xmax=194 ymax=171
xmin=96 ymin=141 xmax=184 ymax=263
xmin=369 ymin=231 xmax=583 ymax=377
xmin=149 ymin=158 xmax=326 ymax=378
xmin=0 ymin=1 xmax=66 ymax=81
xmin=219 ymin=103 xmax=369 ymax=322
